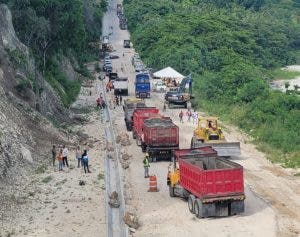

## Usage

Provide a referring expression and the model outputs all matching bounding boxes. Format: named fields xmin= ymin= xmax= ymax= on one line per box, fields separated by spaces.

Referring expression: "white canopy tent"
xmin=153 ymin=67 xmax=185 ymax=81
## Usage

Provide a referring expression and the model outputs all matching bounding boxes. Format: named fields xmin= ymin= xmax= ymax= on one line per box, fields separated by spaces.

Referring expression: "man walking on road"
xmin=62 ymin=145 xmax=69 ymax=167
xmin=143 ymin=154 xmax=150 ymax=178
xmin=51 ymin=145 xmax=57 ymax=166
xmin=179 ymin=110 xmax=184 ymax=123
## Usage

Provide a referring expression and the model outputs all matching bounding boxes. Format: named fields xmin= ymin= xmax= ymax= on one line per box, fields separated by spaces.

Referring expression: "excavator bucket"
xmin=191 ymin=141 xmax=241 ymax=157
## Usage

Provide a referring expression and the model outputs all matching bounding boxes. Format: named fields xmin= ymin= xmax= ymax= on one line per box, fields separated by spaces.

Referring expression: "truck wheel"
xmin=194 ymin=199 xmax=204 ymax=218
xmin=169 ymin=185 xmax=175 ymax=197
xmin=141 ymin=144 xmax=147 ymax=152
xmin=188 ymin=195 xmax=196 ymax=214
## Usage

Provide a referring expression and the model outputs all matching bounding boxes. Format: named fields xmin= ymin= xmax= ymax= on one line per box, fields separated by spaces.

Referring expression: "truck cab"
xmin=135 ymin=73 xmax=151 ymax=98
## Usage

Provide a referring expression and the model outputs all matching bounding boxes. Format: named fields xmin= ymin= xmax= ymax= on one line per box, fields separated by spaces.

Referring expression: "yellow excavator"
xmin=191 ymin=117 xmax=241 ymax=157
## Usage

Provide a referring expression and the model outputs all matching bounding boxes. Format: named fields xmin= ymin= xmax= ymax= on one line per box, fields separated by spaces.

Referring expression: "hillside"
xmin=0 ymin=2 xmax=106 ymax=234
xmin=124 ymin=0 xmax=300 ymax=167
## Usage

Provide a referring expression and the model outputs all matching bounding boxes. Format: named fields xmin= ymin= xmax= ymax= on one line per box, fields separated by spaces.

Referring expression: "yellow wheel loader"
xmin=190 ymin=117 xmax=241 ymax=157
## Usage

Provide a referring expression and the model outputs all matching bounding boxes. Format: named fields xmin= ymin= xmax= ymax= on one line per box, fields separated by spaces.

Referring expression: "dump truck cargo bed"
xmin=132 ymin=107 xmax=159 ymax=140
xmin=176 ymin=148 xmax=244 ymax=199
xmin=168 ymin=147 xmax=245 ymax=218
xmin=142 ymin=118 xmax=179 ymax=161
xmin=123 ymin=99 xmax=146 ymax=131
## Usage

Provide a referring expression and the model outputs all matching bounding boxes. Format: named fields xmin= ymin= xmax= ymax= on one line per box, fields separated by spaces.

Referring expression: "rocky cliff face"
xmin=0 ymin=4 xmax=70 ymax=179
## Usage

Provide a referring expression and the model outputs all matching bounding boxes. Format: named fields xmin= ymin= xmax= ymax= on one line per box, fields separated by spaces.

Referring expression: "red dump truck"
xmin=141 ymin=118 xmax=179 ymax=162
xmin=132 ymin=107 xmax=159 ymax=141
xmin=167 ymin=147 xmax=245 ymax=218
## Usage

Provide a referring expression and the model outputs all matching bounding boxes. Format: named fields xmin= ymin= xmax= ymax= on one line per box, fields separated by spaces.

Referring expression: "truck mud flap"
xmin=192 ymin=142 xmax=241 ymax=157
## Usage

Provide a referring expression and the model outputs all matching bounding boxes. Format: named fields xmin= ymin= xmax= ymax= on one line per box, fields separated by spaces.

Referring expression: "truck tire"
xmin=188 ymin=195 xmax=196 ymax=214
xmin=169 ymin=185 xmax=175 ymax=197
xmin=194 ymin=199 xmax=204 ymax=218
xmin=141 ymin=143 xmax=147 ymax=152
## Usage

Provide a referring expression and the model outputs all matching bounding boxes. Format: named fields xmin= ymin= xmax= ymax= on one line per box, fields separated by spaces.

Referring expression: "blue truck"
xmin=135 ymin=73 xmax=151 ymax=98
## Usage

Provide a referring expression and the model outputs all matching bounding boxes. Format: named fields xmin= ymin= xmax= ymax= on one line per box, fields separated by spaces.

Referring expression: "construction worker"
xmin=143 ymin=154 xmax=150 ymax=178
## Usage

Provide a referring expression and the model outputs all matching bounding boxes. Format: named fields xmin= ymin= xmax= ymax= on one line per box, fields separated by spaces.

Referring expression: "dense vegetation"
xmin=124 ymin=0 xmax=300 ymax=167
xmin=1 ymin=0 xmax=106 ymax=106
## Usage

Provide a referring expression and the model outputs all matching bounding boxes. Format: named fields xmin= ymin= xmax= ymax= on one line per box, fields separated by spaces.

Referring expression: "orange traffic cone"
xmin=148 ymin=175 xmax=159 ymax=192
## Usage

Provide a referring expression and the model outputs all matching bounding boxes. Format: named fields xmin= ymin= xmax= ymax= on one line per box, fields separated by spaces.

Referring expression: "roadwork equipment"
xmin=123 ymin=98 xmax=146 ymax=131
xmin=148 ymin=175 xmax=159 ymax=192
xmin=141 ymin=117 xmax=179 ymax=162
xmin=164 ymin=75 xmax=192 ymax=108
xmin=167 ymin=147 xmax=245 ymax=218
xmin=132 ymin=107 xmax=159 ymax=141
xmin=191 ymin=117 xmax=241 ymax=157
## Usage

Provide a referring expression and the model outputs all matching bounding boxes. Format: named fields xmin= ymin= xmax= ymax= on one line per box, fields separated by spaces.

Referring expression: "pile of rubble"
xmin=124 ymin=212 xmax=140 ymax=230
xmin=108 ymin=191 xmax=120 ymax=208
xmin=116 ymin=132 xmax=131 ymax=146
xmin=119 ymin=149 xmax=132 ymax=169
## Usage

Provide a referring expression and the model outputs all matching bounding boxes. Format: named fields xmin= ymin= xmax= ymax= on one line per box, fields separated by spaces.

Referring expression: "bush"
xmin=15 ymin=80 xmax=32 ymax=93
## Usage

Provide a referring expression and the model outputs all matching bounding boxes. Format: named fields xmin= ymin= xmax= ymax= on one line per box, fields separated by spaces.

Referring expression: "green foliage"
xmin=3 ymin=0 xmax=106 ymax=106
xmin=45 ymin=58 xmax=81 ymax=107
xmin=6 ymin=48 xmax=27 ymax=66
xmin=14 ymin=79 xmax=32 ymax=93
xmin=124 ymin=0 xmax=300 ymax=167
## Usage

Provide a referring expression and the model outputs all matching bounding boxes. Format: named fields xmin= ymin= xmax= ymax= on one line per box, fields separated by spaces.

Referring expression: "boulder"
xmin=123 ymin=212 xmax=139 ymax=229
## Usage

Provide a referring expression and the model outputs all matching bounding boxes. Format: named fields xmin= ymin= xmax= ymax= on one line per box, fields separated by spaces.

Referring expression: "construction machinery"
xmin=123 ymin=98 xmax=146 ymax=131
xmin=141 ymin=117 xmax=179 ymax=162
xmin=190 ymin=117 xmax=241 ymax=157
xmin=167 ymin=147 xmax=245 ymax=218
xmin=164 ymin=74 xmax=192 ymax=108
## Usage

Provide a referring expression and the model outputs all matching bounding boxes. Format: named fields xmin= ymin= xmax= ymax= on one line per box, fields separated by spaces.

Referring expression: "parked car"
xmin=110 ymin=54 xmax=119 ymax=59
